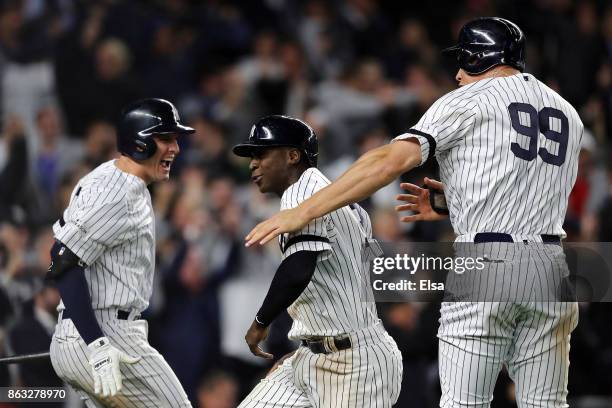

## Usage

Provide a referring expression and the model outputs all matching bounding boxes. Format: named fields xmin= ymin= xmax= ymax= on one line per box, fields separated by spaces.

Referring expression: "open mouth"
xmin=160 ymin=159 xmax=173 ymax=170
xmin=251 ymin=174 xmax=262 ymax=183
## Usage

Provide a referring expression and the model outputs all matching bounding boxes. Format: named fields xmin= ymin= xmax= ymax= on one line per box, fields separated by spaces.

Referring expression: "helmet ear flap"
xmin=466 ymin=52 xmax=482 ymax=71
xmin=304 ymin=132 xmax=318 ymax=167
xmin=132 ymin=137 xmax=157 ymax=160
xmin=506 ymin=39 xmax=517 ymax=59
xmin=457 ymin=48 xmax=480 ymax=73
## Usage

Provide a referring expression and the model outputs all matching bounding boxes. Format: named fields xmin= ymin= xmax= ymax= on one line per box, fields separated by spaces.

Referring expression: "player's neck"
xmin=482 ymin=65 xmax=521 ymax=79
xmin=114 ymin=156 xmax=151 ymax=184
xmin=277 ymin=166 xmax=308 ymax=197
xmin=461 ymin=66 xmax=521 ymax=86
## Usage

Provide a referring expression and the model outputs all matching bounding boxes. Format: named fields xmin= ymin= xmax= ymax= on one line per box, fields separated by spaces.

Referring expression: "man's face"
xmin=144 ymin=135 xmax=180 ymax=182
xmin=249 ymin=147 xmax=291 ymax=194
xmin=455 ymin=68 xmax=480 ymax=86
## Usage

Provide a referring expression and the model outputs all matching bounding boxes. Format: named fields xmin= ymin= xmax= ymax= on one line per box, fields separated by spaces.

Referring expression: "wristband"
xmin=254 ymin=315 xmax=268 ymax=327
xmin=426 ymin=185 xmax=449 ymax=215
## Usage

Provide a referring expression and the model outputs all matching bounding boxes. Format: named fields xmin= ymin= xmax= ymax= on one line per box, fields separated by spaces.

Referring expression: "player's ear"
xmin=288 ymin=148 xmax=301 ymax=165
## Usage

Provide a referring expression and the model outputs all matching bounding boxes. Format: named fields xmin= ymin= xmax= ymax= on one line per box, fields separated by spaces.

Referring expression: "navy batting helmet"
xmin=442 ymin=17 xmax=525 ymax=75
xmin=232 ymin=115 xmax=318 ymax=167
xmin=117 ymin=98 xmax=194 ymax=160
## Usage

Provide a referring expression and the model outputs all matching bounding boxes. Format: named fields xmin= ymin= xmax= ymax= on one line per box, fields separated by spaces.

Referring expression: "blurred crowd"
xmin=0 ymin=0 xmax=611 ymax=407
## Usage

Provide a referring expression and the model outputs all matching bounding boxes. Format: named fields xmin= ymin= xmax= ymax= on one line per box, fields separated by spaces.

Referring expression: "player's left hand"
xmin=245 ymin=320 xmax=273 ymax=360
xmin=395 ymin=177 xmax=448 ymax=222
xmin=87 ymin=337 xmax=141 ymax=397
xmin=245 ymin=208 xmax=308 ymax=247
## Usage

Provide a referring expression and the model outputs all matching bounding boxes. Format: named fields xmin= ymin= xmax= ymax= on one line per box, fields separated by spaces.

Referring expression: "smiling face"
xmin=249 ymin=147 xmax=301 ymax=196
xmin=143 ymin=134 xmax=180 ymax=183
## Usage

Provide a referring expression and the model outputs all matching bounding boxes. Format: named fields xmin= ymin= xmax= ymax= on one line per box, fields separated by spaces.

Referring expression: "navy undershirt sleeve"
xmin=55 ymin=265 xmax=105 ymax=344
xmin=256 ymin=250 xmax=320 ymax=327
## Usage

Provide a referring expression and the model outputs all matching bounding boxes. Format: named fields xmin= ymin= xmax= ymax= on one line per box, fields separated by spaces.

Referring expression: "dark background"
xmin=0 ymin=0 xmax=611 ymax=407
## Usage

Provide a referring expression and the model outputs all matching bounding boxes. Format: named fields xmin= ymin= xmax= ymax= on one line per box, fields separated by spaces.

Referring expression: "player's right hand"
xmin=87 ymin=337 xmax=141 ymax=397
xmin=396 ymin=177 xmax=448 ymax=222
xmin=245 ymin=207 xmax=309 ymax=247
xmin=245 ymin=320 xmax=274 ymax=360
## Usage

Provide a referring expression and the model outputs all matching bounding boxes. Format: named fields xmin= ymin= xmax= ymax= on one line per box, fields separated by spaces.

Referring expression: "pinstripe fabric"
xmin=445 ymin=243 xmax=570 ymax=302
xmin=241 ymin=168 xmax=402 ymax=407
xmin=279 ymin=168 xmax=379 ymax=339
xmin=53 ymin=160 xmax=155 ymax=312
xmin=393 ymin=73 xmax=581 ymax=407
xmin=393 ymin=73 xmax=583 ymax=239
xmin=239 ymin=324 xmax=402 ymax=408
xmin=51 ymin=312 xmax=191 ymax=407
xmin=50 ymin=160 xmax=191 ymax=407
xmin=438 ymin=243 xmax=578 ymax=408
xmin=438 ymin=301 xmax=577 ymax=408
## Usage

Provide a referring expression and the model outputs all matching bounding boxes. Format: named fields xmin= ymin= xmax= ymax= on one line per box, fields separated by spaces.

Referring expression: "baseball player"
xmin=232 ymin=115 xmax=403 ymax=408
xmin=246 ymin=18 xmax=582 ymax=407
xmin=47 ymin=98 xmax=194 ymax=407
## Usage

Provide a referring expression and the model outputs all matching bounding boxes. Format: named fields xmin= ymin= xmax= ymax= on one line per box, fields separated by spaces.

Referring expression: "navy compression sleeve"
xmin=49 ymin=241 xmax=105 ymax=345
xmin=55 ymin=266 xmax=105 ymax=344
xmin=255 ymin=251 xmax=320 ymax=327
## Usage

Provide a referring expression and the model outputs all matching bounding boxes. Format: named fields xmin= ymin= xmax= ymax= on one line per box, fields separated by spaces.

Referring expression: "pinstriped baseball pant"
xmin=438 ymin=243 xmax=579 ymax=407
xmin=438 ymin=301 xmax=578 ymax=408
xmin=50 ymin=310 xmax=192 ymax=408
xmin=239 ymin=323 xmax=403 ymax=408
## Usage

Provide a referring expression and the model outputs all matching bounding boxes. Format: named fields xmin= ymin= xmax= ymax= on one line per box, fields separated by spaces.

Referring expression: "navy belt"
xmin=62 ymin=309 xmax=140 ymax=321
xmin=116 ymin=310 xmax=140 ymax=320
xmin=474 ymin=233 xmax=560 ymax=244
xmin=301 ymin=336 xmax=352 ymax=354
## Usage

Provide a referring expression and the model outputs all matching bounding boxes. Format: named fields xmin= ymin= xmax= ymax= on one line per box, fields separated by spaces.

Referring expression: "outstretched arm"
xmin=246 ymin=139 xmax=421 ymax=246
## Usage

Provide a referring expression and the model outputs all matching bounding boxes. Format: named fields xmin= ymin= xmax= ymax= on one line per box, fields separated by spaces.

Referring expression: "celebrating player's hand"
xmin=395 ymin=177 xmax=448 ymax=222
xmin=246 ymin=207 xmax=308 ymax=247
xmin=87 ymin=337 xmax=141 ymax=397
xmin=245 ymin=320 xmax=273 ymax=360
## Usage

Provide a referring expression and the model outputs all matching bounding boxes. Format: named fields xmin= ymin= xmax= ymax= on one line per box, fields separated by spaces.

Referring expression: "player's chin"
xmin=156 ymin=169 xmax=171 ymax=181
xmin=254 ymin=180 xmax=270 ymax=194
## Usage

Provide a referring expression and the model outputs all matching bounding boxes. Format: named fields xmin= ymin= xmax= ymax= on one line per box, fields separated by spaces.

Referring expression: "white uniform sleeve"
xmin=392 ymin=92 xmax=479 ymax=165
xmin=278 ymin=176 xmax=332 ymax=260
xmin=53 ymin=186 xmax=131 ymax=266
xmin=353 ymin=204 xmax=372 ymax=239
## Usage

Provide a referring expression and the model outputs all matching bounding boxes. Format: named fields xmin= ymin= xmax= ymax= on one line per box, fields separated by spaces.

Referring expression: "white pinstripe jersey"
xmin=394 ymin=73 xmax=583 ymax=241
xmin=53 ymin=160 xmax=155 ymax=313
xmin=279 ymin=168 xmax=379 ymax=339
